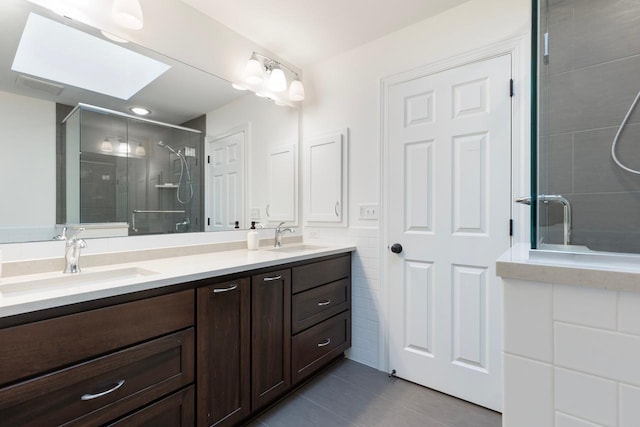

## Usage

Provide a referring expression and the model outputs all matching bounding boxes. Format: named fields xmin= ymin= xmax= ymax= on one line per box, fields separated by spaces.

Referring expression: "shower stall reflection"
xmin=61 ymin=104 xmax=203 ymax=236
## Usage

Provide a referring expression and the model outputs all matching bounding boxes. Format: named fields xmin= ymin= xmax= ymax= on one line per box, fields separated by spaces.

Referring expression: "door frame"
xmin=204 ymin=123 xmax=250 ymax=230
xmin=379 ymin=35 xmax=530 ymax=373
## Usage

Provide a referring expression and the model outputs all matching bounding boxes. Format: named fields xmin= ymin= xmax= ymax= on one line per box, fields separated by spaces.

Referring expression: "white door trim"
xmin=379 ymin=34 xmax=530 ymax=374
xmin=204 ymin=123 xmax=250 ymax=230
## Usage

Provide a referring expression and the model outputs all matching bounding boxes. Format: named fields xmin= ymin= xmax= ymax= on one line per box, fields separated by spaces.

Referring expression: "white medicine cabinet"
xmin=303 ymin=129 xmax=348 ymax=226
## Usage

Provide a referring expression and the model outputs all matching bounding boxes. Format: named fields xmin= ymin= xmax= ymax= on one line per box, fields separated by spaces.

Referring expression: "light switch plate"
xmin=250 ymin=208 xmax=261 ymax=220
xmin=359 ymin=204 xmax=378 ymax=220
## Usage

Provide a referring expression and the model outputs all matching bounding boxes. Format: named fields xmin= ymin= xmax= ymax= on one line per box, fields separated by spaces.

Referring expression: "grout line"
xmin=295 ymin=392 xmax=362 ymax=426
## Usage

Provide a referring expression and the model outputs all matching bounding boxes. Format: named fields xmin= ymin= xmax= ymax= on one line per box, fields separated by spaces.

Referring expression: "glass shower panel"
xmin=62 ymin=104 xmax=203 ymax=236
xmin=535 ymin=0 xmax=640 ymax=254
xmin=78 ymin=108 xmax=128 ymax=224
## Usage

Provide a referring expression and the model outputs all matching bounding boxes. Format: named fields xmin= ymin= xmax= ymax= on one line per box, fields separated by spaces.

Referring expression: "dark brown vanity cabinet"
xmin=291 ymin=255 xmax=352 ymax=384
xmin=251 ymin=269 xmax=292 ymax=411
xmin=0 ymin=290 xmax=195 ymax=427
xmin=197 ymin=278 xmax=251 ymax=427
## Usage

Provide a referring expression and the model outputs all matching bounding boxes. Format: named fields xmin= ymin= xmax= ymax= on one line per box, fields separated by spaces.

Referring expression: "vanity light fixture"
xmin=118 ymin=140 xmax=131 ymax=154
xmin=112 ymin=0 xmax=144 ymax=30
xmin=135 ymin=143 xmax=146 ymax=156
xmin=244 ymin=53 xmax=264 ymax=85
xmin=241 ymin=52 xmax=305 ymax=102
xmin=288 ymin=78 xmax=305 ymax=102
xmin=101 ymin=138 xmax=114 ymax=153
xmin=130 ymin=106 xmax=150 ymax=116
xmin=268 ymin=64 xmax=287 ymax=92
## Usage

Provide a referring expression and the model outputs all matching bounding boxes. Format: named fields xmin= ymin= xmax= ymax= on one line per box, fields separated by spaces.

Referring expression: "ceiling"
xmin=179 ymin=0 xmax=471 ymax=67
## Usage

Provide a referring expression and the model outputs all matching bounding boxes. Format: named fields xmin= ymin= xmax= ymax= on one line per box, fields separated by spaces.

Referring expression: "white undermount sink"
xmin=0 ymin=267 xmax=158 ymax=297
xmin=267 ymin=244 xmax=328 ymax=253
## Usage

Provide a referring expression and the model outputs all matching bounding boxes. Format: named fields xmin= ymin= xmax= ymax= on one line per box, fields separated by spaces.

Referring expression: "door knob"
xmin=390 ymin=243 xmax=403 ymax=254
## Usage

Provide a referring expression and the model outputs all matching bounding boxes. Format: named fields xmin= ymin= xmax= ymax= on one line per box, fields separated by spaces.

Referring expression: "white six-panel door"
xmin=387 ymin=54 xmax=512 ymax=411
xmin=208 ymin=130 xmax=245 ymax=230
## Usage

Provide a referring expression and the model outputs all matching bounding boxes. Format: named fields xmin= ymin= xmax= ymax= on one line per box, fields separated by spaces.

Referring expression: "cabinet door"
xmin=304 ymin=130 xmax=348 ymax=225
xmin=197 ymin=278 xmax=250 ymax=427
xmin=251 ymin=269 xmax=291 ymax=410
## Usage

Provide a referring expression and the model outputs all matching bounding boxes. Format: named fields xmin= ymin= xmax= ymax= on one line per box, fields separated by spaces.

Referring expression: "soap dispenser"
xmin=247 ymin=221 xmax=259 ymax=250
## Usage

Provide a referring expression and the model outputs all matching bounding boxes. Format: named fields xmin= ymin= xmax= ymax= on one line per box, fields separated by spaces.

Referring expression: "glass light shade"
xmin=288 ymin=79 xmax=305 ymax=101
xmin=112 ymin=0 xmax=144 ymax=30
xmin=118 ymin=141 xmax=131 ymax=154
xmin=268 ymin=66 xmax=287 ymax=92
xmin=135 ymin=143 xmax=146 ymax=156
xmin=245 ymin=56 xmax=264 ymax=85
xmin=101 ymin=138 xmax=113 ymax=152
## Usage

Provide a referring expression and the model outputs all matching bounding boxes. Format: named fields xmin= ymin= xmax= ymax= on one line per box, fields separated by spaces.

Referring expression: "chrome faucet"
xmin=63 ymin=228 xmax=87 ymax=274
xmin=274 ymin=222 xmax=295 ymax=248
xmin=175 ymin=217 xmax=190 ymax=231
xmin=515 ymin=194 xmax=572 ymax=245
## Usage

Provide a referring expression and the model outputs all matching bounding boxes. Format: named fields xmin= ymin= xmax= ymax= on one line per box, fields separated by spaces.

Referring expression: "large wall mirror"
xmin=0 ymin=0 xmax=299 ymax=244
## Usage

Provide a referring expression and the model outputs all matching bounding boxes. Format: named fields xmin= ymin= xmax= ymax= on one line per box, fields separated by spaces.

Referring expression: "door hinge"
xmin=207 ymin=217 xmax=210 ymax=226
xmin=509 ymin=219 xmax=514 ymax=236
xmin=509 ymin=79 xmax=514 ymax=97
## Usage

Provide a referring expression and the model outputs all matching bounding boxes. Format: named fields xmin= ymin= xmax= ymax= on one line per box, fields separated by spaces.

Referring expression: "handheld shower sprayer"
xmin=157 ymin=140 xmax=193 ymax=204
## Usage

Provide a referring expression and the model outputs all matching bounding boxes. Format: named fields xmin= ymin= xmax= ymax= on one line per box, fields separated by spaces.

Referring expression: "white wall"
xmin=206 ymin=94 xmax=299 ymax=226
xmin=0 ymin=90 xmax=55 ymax=240
xmin=302 ymin=0 xmax=530 ymax=369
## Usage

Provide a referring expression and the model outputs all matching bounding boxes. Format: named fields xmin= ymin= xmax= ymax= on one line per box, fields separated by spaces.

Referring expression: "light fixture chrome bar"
xmin=251 ymin=52 xmax=301 ymax=79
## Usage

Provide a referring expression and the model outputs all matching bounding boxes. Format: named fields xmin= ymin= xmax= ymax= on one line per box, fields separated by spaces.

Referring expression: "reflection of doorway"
xmin=206 ymin=126 xmax=246 ymax=230
xmin=79 ymin=154 xmax=117 ymax=223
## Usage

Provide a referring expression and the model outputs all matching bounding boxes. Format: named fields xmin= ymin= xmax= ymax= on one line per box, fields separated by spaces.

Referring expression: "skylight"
xmin=12 ymin=13 xmax=170 ymax=100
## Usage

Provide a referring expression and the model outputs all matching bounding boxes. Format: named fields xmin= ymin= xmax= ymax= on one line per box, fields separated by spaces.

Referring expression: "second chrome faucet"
xmin=274 ymin=222 xmax=295 ymax=248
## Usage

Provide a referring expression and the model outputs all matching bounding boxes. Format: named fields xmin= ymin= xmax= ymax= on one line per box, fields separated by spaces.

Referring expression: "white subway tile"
xmin=619 ymin=291 xmax=640 ymax=336
xmin=555 ymin=412 xmax=603 ymax=427
xmin=555 ymin=323 xmax=640 ymax=386
xmin=554 ymin=368 xmax=617 ymax=426
xmin=620 ymin=384 xmax=640 ymax=427
xmin=554 ymin=284 xmax=617 ymax=330
xmin=503 ymin=354 xmax=554 ymax=427
xmin=504 ymin=279 xmax=553 ymax=361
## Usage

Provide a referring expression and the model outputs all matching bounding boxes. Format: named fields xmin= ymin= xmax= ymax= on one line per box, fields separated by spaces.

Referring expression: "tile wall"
xmin=540 ymin=0 xmax=640 ymax=253
xmin=503 ymin=278 xmax=640 ymax=427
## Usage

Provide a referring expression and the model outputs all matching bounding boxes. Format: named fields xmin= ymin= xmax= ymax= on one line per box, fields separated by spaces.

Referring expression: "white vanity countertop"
xmin=0 ymin=244 xmax=355 ymax=318
xmin=497 ymin=243 xmax=640 ymax=292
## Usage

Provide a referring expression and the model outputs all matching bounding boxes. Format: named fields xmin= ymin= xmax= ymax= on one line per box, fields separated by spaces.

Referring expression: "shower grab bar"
xmin=515 ymin=195 xmax=572 ymax=245
xmin=132 ymin=209 xmax=186 ymax=232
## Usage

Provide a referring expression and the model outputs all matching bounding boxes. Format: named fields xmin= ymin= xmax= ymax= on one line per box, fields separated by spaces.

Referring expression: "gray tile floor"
xmin=248 ymin=358 xmax=502 ymax=427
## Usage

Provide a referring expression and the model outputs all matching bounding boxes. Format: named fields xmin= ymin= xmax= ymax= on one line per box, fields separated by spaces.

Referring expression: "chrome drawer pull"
xmin=213 ymin=284 xmax=238 ymax=293
xmin=317 ymin=299 xmax=332 ymax=306
xmin=317 ymin=338 xmax=331 ymax=347
xmin=263 ymin=275 xmax=282 ymax=282
xmin=81 ymin=379 xmax=125 ymax=401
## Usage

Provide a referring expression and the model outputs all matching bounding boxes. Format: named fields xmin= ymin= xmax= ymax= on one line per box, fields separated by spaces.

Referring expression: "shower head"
xmin=158 ymin=140 xmax=180 ymax=155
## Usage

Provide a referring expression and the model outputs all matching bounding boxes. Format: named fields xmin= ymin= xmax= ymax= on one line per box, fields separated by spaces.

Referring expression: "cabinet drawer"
xmin=292 ymin=255 xmax=350 ymax=294
xmin=292 ymin=278 xmax=350 ymax=334
xmin=0 ymin=289 xmax=194 ymax=386
xmin=292 ymin=312 xmax=351 ymax=384
xmin=0 ymin=328 xmax=194 ymax=427
xmin=107 ymin=386 xmax=194 ymax=427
